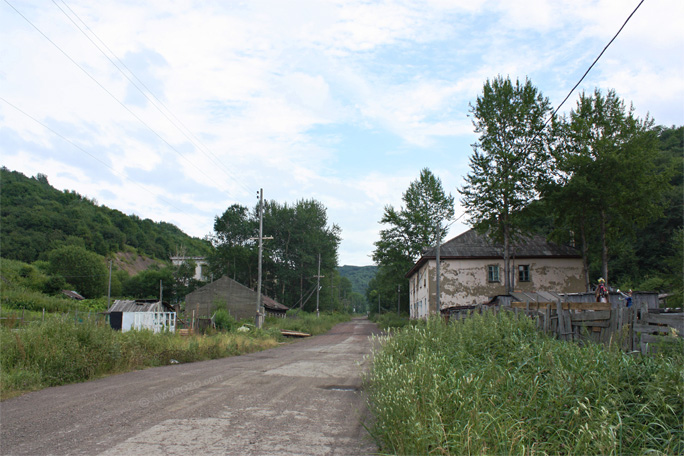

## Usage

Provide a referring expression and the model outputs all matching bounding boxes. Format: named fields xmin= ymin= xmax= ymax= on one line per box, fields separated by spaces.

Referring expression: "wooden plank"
xmin=642 ymin=313 xmax=684 ymax=333
xmin=633 ymin=324 xmax=683 ymax=336
xmin=555 ymin=301 xmax=565 ymax=340
xmin=641 ymin=333 xmax=680 ymax=345
xmin=564 ymin=302 xmax=611 ymax=311
xmin=571 ymin=311 xmax=612 ymax=322
xmin=573 ymin=320 xmax=610 ymax=328
xmin=280 ymin=329 xmax=311 ymax=337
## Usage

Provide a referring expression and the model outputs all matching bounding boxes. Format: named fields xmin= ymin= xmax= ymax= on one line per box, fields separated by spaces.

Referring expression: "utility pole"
xmin=436 ymin=222 xmax=441 ymax=315
xmin=256 ymin=188 xmax=264 ymax=328
xmin=397 ymin=284 xmax=401 ymax=315
xmin=314 ymin=253 xmax=324 ymax=318
xmin=107 ymin=260 xmax=112 ymax=309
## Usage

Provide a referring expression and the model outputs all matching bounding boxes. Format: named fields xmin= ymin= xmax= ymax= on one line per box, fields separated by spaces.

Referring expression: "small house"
xmin=106 ymin=299 xmax=176 ymax=333
xmin=185 ymin=276 xmax=289 ymax=320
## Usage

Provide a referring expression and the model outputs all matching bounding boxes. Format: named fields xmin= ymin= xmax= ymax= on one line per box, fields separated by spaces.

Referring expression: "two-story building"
xmin=407 ymin=229 xmax=586 ymax=319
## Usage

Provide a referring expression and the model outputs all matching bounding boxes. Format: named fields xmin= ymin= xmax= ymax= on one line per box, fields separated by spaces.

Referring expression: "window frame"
xmin=518 ymin=264 xmax=530 ymax=282
xmin=487 ymin=264 xmax=500 ymax=283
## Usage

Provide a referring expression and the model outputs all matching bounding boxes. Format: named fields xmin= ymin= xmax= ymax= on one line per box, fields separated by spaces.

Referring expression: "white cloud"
xmin=1 ymin=0 xmax=682 ymax=267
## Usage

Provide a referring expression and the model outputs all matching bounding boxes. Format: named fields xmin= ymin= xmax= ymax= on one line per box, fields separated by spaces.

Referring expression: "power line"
xmin=4 ymin=0 xmax=238 ymax=199
xmin=52 ymin=0 xmax=252 ymax=196
xmin=545 ymin=0 xmax=646 ymax=127
xmin=0 ymin=95 xmax=200 ymax=222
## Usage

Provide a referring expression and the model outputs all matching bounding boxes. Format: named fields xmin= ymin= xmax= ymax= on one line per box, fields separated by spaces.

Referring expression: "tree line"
xmin=207 ymin=199 xmax=356 ymax=312
xmin=370 ymin=77 xmax=683 ymax=312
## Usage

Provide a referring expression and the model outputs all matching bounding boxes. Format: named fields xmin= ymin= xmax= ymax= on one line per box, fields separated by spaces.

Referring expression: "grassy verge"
xmin=0 ymin=316 xmax=279 ymax=400
xmin=372 ymin=312 xmax=410 ymax=331
xmin=265 ymin=310 xmax=350 ymax=335
xmin=366 ymin=311 xmax=684 ymax=455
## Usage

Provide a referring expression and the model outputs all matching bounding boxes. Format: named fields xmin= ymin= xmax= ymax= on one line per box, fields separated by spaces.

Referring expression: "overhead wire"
xmin=3 ymin=0 xmax=245 ymax=202
xmin=545 ymin=0 xmax=646 ymax=127
xmin=52 ymin=0 xmax=252 ymax=196
xmin=0 ymin=96 xmax=200 ymax=221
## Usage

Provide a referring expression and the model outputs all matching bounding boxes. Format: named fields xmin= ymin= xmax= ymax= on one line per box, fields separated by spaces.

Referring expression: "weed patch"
xmin=0 ymin=316 xmax=279 ymax=400
xmin=366 ymin=311 xmax=684 ymax=455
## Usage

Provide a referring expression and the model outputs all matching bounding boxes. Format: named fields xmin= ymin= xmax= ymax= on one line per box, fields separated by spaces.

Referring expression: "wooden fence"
xmin=443 ymin=302 xmax=683 ymax=355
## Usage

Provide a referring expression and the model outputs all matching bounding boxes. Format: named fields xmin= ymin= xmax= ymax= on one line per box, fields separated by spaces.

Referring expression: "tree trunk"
xmin=600 ymin=208 xmax=609 ymax=286
xmin=503 ymin=218 xmax=511 ymax=293
xmin=579 ymin=215 xmax=590 ymax=292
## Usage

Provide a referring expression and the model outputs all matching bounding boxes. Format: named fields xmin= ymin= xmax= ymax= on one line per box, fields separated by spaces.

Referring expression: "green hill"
xmin=338 ymin=265 xmax=377 ymax=297
xmin=0 ymin=167 xmax=211 ymax=264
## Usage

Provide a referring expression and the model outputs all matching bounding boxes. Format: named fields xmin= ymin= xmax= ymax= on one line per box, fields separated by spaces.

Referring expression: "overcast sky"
xmin=2 ymin=0 xmax=682 ymax=266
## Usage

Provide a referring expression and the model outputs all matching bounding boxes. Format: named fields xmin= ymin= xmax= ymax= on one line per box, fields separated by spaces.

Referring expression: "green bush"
xmin=213 ymin=308 xmax=237 ymax=331
xmin=366 ymin=311 xmax=684 ymax=455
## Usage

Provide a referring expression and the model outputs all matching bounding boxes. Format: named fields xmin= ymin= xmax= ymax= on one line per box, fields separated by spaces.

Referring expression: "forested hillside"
xmin=338 ymin=265 xmax=377 ymax=297
xmin=0 ymin=168 xmax=211 ymax=263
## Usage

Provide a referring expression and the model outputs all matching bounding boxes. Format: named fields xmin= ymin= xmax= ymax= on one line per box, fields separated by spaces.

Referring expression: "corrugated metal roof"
xmin=509 ymin=291 xmax=563 ymax=302
xmin=106 ymin=300 xmax=174 ymax=313
xmin=62 ymin=290 xmax=85 ymax=300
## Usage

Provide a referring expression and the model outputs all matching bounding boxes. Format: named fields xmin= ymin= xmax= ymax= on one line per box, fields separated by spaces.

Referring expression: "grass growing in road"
xmin=265 ymin=310 xmax=350 ymax=335
xmin=0 ymin=316 xmax=279 ymax=400
xmin=366 ymin=311 xmax=684 ymax=455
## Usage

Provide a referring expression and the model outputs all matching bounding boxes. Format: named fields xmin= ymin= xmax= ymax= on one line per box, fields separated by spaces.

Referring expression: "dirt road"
xmin=1 ymin=318 xmax=381 ymax=455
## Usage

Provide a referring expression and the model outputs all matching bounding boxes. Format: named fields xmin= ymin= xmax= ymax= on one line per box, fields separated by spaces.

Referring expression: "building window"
xmin=487 ymin=265 xmax=500 ymax=283
xmin=518 ymin=265 xmax=530 ymax=282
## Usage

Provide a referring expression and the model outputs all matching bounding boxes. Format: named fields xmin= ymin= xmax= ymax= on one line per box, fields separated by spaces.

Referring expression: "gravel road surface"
xmin=1 ymin=318 xmax=381 ymax=455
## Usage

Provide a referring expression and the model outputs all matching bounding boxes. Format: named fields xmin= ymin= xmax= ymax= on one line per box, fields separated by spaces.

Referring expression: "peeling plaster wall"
xmin=409 ymin=257 xmax=585 ymax=318
xmin=409 ymin=262 xmax=432 ymax=319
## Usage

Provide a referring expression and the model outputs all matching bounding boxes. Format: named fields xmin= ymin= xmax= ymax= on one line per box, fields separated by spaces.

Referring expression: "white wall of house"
xmin=409 ymin=257 xmax=585 ymax=319
xmin=170 ymin=256 xmax=207 ymax=281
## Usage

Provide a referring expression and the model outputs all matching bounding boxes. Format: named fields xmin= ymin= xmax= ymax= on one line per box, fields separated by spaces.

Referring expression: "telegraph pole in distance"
xmin=436 ymin=222 xmax=441 ymax=316
xmin=314 ymin=253 xmax=324 ymax=318
xmin=397 ymin=284 xmax=400 ymax=315
xmin=251 ymin=189 xmax=274 ymax=329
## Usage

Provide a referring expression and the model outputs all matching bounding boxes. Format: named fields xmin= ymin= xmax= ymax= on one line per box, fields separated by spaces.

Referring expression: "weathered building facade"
xmin=407 ymin=229 xmax=585 ymax=319
xmin=185 ymin=276 xmax=289 ymax=320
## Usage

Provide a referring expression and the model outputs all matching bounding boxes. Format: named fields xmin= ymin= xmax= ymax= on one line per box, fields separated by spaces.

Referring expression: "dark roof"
xmin=262 ymin=295 xmax=289 ymax=311
xmin=407 ymin=229 xmax=580 ymax=277
xmin=106 ymin=299 xmax=175 ymax=313
xmin=62 ymin=290 xmax=85 ymax=300
xmin=193 ymin=276 xmax=290 ymax=312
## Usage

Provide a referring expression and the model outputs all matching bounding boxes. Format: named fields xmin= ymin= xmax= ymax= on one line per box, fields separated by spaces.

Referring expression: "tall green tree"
xmin=459 ymin=76 xmax=553 ymax=292
xmin=373 ymin=168 xmax=454 ymax=313
xmin=47 ymin=245 xmax=108 ymax=298
xmin=552 ymin=89 xmax=669 ymax=287
xmin=209 ymin=198 xmax=341 ymax=311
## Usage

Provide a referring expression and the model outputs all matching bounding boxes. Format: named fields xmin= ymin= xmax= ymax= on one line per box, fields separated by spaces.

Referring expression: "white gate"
xmin=132 ymin=312 xmax=176 ymax=333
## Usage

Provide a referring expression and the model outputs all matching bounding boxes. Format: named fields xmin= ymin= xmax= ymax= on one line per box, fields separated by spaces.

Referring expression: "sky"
xmin=1 ymin=0 xmax=683 ymax=266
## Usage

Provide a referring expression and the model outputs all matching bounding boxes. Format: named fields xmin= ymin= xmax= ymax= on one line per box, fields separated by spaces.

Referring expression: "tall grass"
xmin=366 ymin=311 xmax=684 ymax=455
xmin=372 ymin=312 xmax=410 ymax=331
xmin=266 ymin=310 xmax=350 ymax=335
xmin=0 ymin=316 xmax=279 ymax=400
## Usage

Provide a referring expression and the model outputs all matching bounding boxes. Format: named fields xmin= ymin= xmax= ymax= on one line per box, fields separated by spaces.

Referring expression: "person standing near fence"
xmin=595 ymin=278 xmax=609 ymax=303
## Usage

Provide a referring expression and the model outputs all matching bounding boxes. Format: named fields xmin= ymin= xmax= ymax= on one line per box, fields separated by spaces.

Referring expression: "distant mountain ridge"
xmin=0 ymin=168 xmax=211 ymax=264
xmin=337 ymin=265 xmax=377 ymax=297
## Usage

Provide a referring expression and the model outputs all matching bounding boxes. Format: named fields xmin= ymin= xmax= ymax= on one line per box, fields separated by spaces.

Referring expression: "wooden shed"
xmin=185 ymin=276 xmax=289 ymax=320
xmin=106 ymin=299 xmax=176 ymax=333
